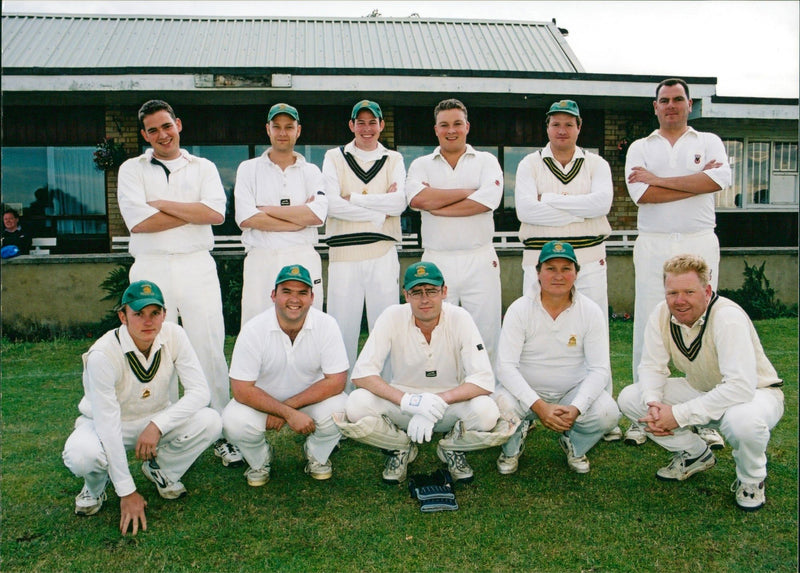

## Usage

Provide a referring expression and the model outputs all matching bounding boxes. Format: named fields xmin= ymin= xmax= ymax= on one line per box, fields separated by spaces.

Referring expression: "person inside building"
xmin=617 ymin=254 xmax=784 ymax=511
xmin=2 ymin=207 xmax=32 ymax=255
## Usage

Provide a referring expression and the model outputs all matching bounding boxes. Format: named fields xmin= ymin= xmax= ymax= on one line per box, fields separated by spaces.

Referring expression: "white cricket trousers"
xmin=423 ymin=244 xmax=501 ymax=364
xmin=221 ymin=393 xmax=348 ymax=469
xmin=631 ymin=230 xmax=719 ymax=383
xmin=346 ymin=388 xmax=499 ymax=433
xmin=327 ymin=248 xmax=400 ymax=390
xmin=617 ymin=380 xmax=784 ymax=482
xmin=130 ymin=251 xmax=229 ymax=415
xmin=493 ymin=386 xmax=620 ymax=458
xmin=241 ymin=245 xmax=323 ymax=326
xmin=62 ymin=408 xmax=222 ymax=498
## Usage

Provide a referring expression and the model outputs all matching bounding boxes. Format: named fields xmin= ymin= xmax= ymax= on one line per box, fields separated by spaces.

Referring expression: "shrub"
xmin=718 ymin=260 xmax=797 ymax=319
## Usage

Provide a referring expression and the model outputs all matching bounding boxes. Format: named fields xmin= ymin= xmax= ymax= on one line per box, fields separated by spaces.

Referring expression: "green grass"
xmin=1 ymin=319 xmax=797 ymax=572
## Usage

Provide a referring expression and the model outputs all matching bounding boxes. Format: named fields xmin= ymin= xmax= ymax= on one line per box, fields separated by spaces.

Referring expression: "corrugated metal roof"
xmin=1 ymin=14 xmax=584 ymax=74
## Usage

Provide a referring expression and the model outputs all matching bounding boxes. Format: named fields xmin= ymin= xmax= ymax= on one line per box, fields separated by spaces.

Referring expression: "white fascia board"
xmin=3 ymin=73 xmax=709 ymax=99
xmin=692 ymin=97 xmax=799 ymax=120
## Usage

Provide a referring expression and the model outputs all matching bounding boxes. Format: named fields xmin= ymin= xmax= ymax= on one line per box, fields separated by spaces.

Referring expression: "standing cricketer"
xmin=405 ymin=99 xmax=504 ymax=363
xmin=624 ymin=78 xmax=731 ymax=447
xmin=117 ymin=99 xmax=241 ymax=467
xmin=322 ymin=100 xmax=407 ymax=387
xmin=222 ymin=265 xmax=349 ymax=485
xmin=62 ymin=280 xmax=222 ymax=535
xmin=234 ymin=103 xmax=328 ymax=326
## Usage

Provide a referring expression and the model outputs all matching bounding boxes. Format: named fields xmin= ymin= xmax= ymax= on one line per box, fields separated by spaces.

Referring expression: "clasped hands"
xmin=638 ymin=401 xmax=678 ymax=436
xmin=401 ymin=392 xmax=448 ymax=444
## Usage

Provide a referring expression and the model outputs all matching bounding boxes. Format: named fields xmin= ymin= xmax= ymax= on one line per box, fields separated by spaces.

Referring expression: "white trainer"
xmin=696 ymin=427 xmax=725 ymax=450
xmin=304 ymin=443 xmax=333 ymax=480
xmin=436 ymin=444 xmax=474 ymax=483
xmin=382 ymin=444 xmax=418 ymax=484
xmin=603 ymin=425 xmax=623 ymax=442
xmin=624 ymin=422 xmax=647 ymax=446
xmin=731 ymin=479 xmax=766 ymax=511
xmin=559 ymin=434 xmax=590 ymax=474
xmin=214 ymin=440 xmax=244 ymax=466
xmin=74 ymin=482 xmax=108 ymax=516
xmin=244 ymin=465 xmax=271 ymax=487
xmin=656 ymin=447 xmax=716 ymax=481
xmin=141 ymin=460 xmax=187 ymax=499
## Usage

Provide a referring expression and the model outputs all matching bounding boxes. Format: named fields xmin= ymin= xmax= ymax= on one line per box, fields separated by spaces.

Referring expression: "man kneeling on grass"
xmin=62 ymin=281 xmax=222 ymax=536
xmin=617 ymin=254 xmax=784 ymax=511
xmin=335 ymin=262 xmax=515 ymax=484
xmin=222 ymin=264 xmax=349 ymax=486
xmin=493 ymin=241 xmax=620 ymax=475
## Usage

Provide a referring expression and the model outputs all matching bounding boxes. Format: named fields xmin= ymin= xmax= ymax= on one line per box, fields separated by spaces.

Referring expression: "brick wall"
xmin=104 ymin=107 xmax=140 ymax=241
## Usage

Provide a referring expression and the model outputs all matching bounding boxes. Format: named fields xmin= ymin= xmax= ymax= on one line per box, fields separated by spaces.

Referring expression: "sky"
xmin=3 ymin=0 xmax=798 ymax=98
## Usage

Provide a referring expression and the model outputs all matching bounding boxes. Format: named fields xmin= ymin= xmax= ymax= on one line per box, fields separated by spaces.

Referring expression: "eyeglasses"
xmin=406 ymin=287 xmax=442 ymax=299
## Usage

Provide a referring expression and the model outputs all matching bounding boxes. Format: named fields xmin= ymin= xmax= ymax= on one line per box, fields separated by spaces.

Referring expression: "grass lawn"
xmin=1 ymin=319 xmax=797 ymax=572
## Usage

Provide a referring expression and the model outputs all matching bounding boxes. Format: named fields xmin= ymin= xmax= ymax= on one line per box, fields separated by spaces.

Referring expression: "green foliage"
xmin=719 ymin=260 xmax=797 ymax=320
xmin=216 ymin=257 xmax=243 ymax=334
xmin=1 ymin=320 xmax=797 ymax=572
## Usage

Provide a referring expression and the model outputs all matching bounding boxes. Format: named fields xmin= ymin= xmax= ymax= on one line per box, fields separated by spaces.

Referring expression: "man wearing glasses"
xmin=335 ymin=262 xmax=506 ymax=485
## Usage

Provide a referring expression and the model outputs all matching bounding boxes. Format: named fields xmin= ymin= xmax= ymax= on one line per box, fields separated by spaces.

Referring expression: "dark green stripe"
xmin=340 ymin=146 xmax=389 ymax=185
xmin=542 ymin=156 xmax=584 ymax=184
xmin=523 ymin=235 xmax=608 ymax=250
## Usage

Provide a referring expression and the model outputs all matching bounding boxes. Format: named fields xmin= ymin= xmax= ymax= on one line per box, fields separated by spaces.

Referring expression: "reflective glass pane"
xmin=717 ymin=140 xmax=743 ymax=208
xmin=746 ymin=142 xmax=771 ymax=205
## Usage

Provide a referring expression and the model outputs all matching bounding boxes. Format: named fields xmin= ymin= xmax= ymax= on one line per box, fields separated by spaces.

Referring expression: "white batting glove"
xmin=400 ymin=393 xmax=448 ymax=421
xmin=406 ymin=414 xmax=436 ymax=444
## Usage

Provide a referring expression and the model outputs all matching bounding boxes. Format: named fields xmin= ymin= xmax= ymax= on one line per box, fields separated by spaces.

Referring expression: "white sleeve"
xmin=197 ymin=159 xmax=227 ymax=218
xmin=351 ymin=310 xmax=395 ymax=379
xmin=348 ymin=159 xmax=408 ymax=216
xmin=466 ymin=154 xmax=503 ymax=210
xmin=233 ymin=161 xmax=261 ymax=226
xmin=83 ymin=352 xmax=137 ymax=498
xmin=117 ymin=158 xmax=159 ymax=230
xmin=404 ymin=157 xmax=428 ymax=208
xmin=638 ymin=306 xmax=671 ymax=406
xmin=570 ymin=303 xmax=611 ymax=414
xmin=323 ymin=153 xmax=387 ymax=225
xmin=318 ymin=316 xmax=350 ymax=375
xmin=672 ymin=307 xmax=758 ymax=427
xmin=699 ymin=133 xmax=732 ymax=190
xmin=514 ymin=154 xmax=583 ymax=227
xmin=303 ymin=166 xmax=328 ymax=226
xmin=539 ymin=156 xmax=613 ymax=219
xmin=456 ymin=309 xmax=495 ymax=392
xmin=495 ymin=299 xmax=540 ymax=408
xmin=625 ymin=139 xmax=650 ymax=204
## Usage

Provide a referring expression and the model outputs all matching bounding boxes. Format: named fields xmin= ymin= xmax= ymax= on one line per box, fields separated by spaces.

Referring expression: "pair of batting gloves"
xmin=400 ymin=393 xmax=448 ymax=444
xmin=408 ymin=469 xmax=458 ymax=512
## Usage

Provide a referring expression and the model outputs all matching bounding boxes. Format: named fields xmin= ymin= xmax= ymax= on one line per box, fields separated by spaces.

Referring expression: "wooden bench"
xmin=30 ymin=237 xmax=57 ymax=256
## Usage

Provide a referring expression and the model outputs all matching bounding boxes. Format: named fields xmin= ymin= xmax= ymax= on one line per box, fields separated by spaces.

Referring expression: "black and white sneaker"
xmin=142 ymin=459 xmax=187 ymax=499
xmin=656 ymin=447 xmax=716 ymax=481
xmin=214 ymin=440 xmax=244 ymax=467
xmin=74 ymin=481 xmax=108 ymax=516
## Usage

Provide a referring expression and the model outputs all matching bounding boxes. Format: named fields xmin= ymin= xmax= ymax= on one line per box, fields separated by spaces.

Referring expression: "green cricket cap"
xmin=351 ymin=100 xmax=383 ymax=120
xmin=538 ymin=241 xmax=578 ymax=265
xmin=403 ymin=262 xmax=445 ymax=290
xmin=275 ymin=264 xmax=313 ymax=288
xmin=546 ymin=99 xmax=581 ymax=118
xmin=268 ymin=103 xmax=300 ymax=122
xmin=121 ymin=280 xmax=165 ymax=311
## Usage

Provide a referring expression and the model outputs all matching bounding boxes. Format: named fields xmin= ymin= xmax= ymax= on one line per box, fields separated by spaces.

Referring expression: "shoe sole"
xmin=736 ymin=501 xmax=765 ymax=511
xmin=215 ymin=450 xmax=245 ymax=468
xmin=707 ymin=442 xmax=725 ymax=450
xmin=306 ymin=466 xmax=333 ymax=480
xmin=75 ymin=494 xmax=106 ymax=516
xmin=624 ymin=437 xmax=647 ymax=446
xmin=382 ymin=446 xmax=418 ymax=484
xmin=496 ymin=463 xmax=519 ymax=475
xmin=246 ymin=474 xmax=270 ymax=487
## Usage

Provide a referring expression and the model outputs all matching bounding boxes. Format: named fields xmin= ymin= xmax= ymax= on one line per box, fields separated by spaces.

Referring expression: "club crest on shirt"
xmin=425 ymin=370 xmax=437 ymax=377
xmin=694 ymin=154 xmax=702 ymax=164
xmin=141 ymin=388 xmax=151 ymax=399
xmin=568 ymin=335 xmax=577 ymax=347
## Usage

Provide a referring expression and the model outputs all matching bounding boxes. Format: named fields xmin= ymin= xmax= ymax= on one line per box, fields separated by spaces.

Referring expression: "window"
xmin=184 ymin=145 xmax=248 ymax=235
xmin=1 ymin=147 xmax=107 ymax=250
xmin=718 ymin=139 xmax=798 ymax=209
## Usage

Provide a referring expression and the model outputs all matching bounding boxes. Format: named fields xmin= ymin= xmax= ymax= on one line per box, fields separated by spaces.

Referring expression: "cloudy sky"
xmin=3 ymin=0 xmax=798 ymax=98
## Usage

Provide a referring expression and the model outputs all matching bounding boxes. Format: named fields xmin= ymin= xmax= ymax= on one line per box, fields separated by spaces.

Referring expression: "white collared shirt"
xmin=234 ymin=149 xmax=328 ymax=250
xmin=406 ymin=144 xmax=503 ymax=250
xmin=229 ymin=307 xmax=349 ymax=401
xmin=625 ymin=128 xmax=731 ymax=233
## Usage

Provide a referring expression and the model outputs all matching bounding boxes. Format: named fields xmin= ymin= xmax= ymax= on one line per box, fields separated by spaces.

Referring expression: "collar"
xmin=433 ymin=143 xmax=476 ymax=160
xmin=143 ymin=148 xmax=192 ymax=162
xmin=262 ymin=148 xmax=306 ymax=168
xmin=647 ymin=126 xmax=699 ymax=142
xmin=266 ymin=306 xmax=316 ymax=333
xmin=541 ymin=142 xmax=585 ymax=162
xmin=118 ymin=324 xmax=163 ymax=362
xmin=345 ymin=140 xmax=388 ymax=157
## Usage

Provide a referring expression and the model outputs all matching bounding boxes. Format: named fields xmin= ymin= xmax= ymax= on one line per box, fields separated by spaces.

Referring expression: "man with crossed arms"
xmin=322 ymin=100 xmax=407 ymax=387
xmin=624 ymin=78 xmax=731 ymax=448
xmin=235 ymin=103 xmax=328 ymax=326
xmin=406 ymin=98 xmax=504 ymax=363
